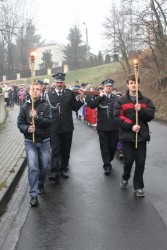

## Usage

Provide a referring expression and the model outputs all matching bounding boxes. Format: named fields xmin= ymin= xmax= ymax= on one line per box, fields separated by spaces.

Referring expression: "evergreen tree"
xmin=14 ymin=22 xmax=42 ymax=71
xmin=39 ymin=51 xmax=54 ymax=70
xmin=93 ymin=55 xmax=98 ymax=66
xmin=97 ymin=51 xmax=104 ymax=65
xmin=104 ymin=54 xmax=111 ymax=64
xmin=63 ymin=25 xmax=87 ymax=70
xmin=88 ymin=55 xmax=95 ymax=67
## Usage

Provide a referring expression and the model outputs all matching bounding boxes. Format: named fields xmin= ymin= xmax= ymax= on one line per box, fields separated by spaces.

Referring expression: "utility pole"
xmin=112 ymin=1 xmax=117 ymax=62
xmin=83 ymin=22 xmax=89 ymax=60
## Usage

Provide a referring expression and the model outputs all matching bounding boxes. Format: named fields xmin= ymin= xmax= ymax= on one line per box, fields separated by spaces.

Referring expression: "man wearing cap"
xmin=114 ymin=74 xmax=155 ymax=197
xmin=87 ymin=78 xmax=119 ymax=175
xmin=32 ymin=79 xmax=46 ymax=100
xmin=35 ymin=79 xmax=47 ymax=100
xmin=47 ymin=72 xmax=84 ymax=180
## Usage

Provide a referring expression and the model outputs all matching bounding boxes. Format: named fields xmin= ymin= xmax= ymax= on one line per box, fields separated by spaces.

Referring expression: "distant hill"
xmin=65 ymin=63 xmax=167 ymax=121
xmin=7 ymin=62 xmax=167 ymax=121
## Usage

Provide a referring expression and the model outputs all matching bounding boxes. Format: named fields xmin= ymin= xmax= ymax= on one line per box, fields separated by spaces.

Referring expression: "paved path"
xmin=0 ymin=105 xmax=26 ymax=215
xmin=12 ymin=118 xmax=167 ymax=250
xmin=0 ymin=114 xmax=167 ymax=249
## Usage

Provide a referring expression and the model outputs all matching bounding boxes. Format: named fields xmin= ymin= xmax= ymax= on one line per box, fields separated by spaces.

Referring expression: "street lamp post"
xmin=83 ymin=22 xmax=89 ymax=60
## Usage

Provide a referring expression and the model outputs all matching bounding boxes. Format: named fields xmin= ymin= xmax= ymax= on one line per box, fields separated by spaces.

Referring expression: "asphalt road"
xmin=2 ymin=118 xmax=167 ymax=250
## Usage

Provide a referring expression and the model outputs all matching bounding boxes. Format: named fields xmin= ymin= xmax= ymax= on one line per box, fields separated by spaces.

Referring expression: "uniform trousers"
xmin=122 ymin=141 xmax=147 ymax=190
xmin=50 ymin=132 xmax=73 ymax=173
xmin=98 ymin=130 xmax=119 ymax=169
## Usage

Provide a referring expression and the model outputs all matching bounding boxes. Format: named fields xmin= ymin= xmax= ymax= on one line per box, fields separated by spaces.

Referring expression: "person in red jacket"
xmin=85 ymin=87 xmax=97 ymax=127
xmin=114 ymin=75 xmax=155 ymax=197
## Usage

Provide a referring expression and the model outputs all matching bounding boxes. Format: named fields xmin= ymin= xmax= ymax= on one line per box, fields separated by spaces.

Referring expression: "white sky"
xmin=35 ymin=0 xmax=113 ymax=54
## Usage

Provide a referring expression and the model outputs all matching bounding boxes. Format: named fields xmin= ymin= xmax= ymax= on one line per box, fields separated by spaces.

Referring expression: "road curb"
xmin=0 ymin=154 xmax=27 ymax=216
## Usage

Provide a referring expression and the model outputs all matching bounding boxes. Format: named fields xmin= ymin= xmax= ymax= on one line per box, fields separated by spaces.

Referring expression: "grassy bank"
xmin=0 ymin=119 xmax=6 ymax=133
xmin=7 ymin=62 xmax=167 ymax=121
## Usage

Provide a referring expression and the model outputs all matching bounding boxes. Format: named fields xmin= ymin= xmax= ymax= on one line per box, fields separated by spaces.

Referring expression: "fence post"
xmin=0 ymin=94 xmax=7 ymax=123
xmin=47 ymin=68 xmax=52 ymax=75
xmin=17 ymin=73 xmax=21 ymax=80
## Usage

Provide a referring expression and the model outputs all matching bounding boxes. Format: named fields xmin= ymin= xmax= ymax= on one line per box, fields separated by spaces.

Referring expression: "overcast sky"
xmin=35 ymin=0 xmax=113 ymax=54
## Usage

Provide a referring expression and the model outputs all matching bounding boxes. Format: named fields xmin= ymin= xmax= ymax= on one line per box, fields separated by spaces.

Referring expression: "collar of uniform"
xmin=55 ymin=89 xmax=63 ymax=94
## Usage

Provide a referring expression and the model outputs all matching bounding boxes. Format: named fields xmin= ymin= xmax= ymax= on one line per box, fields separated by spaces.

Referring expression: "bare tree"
xmin=103 ymin=1 xmax=140 ymax=75
xmin=14 ymin=22 xmax=43 ymax=72
xmin=0 ymin=0 xmax=39 ymax=76
xmin=103 ymin=0 xmax=167 ymax=87
xmin=122 ymin=0 xmax=167 ymax=88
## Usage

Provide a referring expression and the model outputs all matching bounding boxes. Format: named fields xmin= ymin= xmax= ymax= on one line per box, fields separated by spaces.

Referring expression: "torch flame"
xmin=30 ymin=51 xmax=37 ymax=57
xmin=30 ymin=51 xmax=37 ymax=63
xmin=133 ymin=59 xmax=138 ymax=65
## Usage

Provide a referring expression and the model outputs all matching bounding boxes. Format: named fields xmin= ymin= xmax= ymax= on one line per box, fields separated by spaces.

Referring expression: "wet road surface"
xmin=12 ymin=119 xmax=167 ymax=250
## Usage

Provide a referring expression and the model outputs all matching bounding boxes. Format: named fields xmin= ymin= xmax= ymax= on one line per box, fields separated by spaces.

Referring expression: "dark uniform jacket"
xmin=113 ymin=90 xmax=155 ymax=142
xmin=87 ymin=94 xmax=118 ymax=131
xmin=47 ymin=88 xmax=83 ymax=133
xmin=17 ymin=99 xmax=51 ymax=142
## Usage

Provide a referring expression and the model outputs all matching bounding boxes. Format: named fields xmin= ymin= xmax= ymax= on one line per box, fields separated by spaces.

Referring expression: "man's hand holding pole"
xmin=134 ymin=59 xmax=139 ymax=149
xmin=30 ymin=51 xmax=36 ymax=142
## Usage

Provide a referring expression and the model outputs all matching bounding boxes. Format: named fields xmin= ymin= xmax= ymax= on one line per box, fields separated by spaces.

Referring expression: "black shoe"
xmin=30 ymin=197 xmax=38 ymax=207
xmin=135 ymin=189 xmax=145 ymax=197
xmin=38 ymin=185 xmax=44 ymax=194
xmin=119 ymin=151 xmax=124 ymax=160
xmin=61 ymin=171 xmax=69 ymax=178
xmin=120 ymin=178 xmax=128 ymax=188
xmin=104 ymin=168 xmax=111 ymax=176
xmin=48 ymin=172 xmax=60 ymax=181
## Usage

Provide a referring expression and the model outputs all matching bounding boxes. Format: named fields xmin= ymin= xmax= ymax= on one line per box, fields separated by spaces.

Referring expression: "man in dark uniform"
xmin=47 ymin=72 xmax=84 ymax=180
xmin=87 ymin=78 xmax=119 ymax=175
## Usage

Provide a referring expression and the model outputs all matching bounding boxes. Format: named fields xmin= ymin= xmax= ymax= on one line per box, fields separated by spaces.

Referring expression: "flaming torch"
xmin=134 ymin=59 xmax=139 ymax=148
xmin=30 ymin=51 xmax=36 ymax=142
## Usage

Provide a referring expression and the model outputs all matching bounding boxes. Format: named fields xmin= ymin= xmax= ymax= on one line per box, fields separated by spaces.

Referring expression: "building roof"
xmin=37 ymin=40 xmax=65 ymax=50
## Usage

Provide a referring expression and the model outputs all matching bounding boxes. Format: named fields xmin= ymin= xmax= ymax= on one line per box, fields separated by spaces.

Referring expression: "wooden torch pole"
xmin=30 ymin=52 xmax=36 ymax=143
xmin=133 ymin=59 xmax=139 ymax=148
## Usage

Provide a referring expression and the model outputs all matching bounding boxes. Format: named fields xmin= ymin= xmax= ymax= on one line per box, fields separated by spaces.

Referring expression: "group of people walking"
xmin=1 ymin=83 xmax=28 ymax=107
xmin=17 ymin=72 xmax=155 ymax=207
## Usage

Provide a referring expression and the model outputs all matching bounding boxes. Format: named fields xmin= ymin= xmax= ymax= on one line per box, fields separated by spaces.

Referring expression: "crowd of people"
xmin=1 ymin=71 xmax=155 ymax=206
xmin=0 ymin=83 xmax=26 ymax=107
xmin=0 ymin=78 xmax=52 ymax=108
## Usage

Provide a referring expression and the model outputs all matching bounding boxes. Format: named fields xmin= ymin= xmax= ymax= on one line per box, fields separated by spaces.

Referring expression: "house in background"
xmin=35 ymin=41 xmax=65 ymax=70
